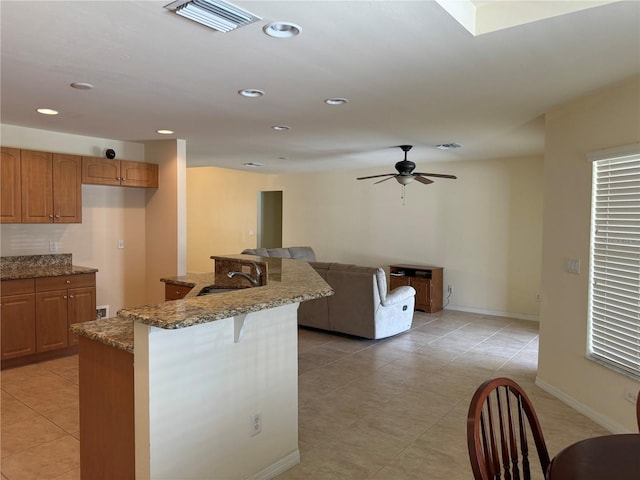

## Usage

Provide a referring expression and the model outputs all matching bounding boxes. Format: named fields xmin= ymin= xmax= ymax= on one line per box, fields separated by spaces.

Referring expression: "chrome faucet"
xmin=227 ymin=262 xmax=262 ymax=287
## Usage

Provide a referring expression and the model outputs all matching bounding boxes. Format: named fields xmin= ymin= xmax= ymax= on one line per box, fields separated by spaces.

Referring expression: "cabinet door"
xmin=82 ymin=157 xmax=121 ymax=186
xmin=35 ymin=291 xmax=68 ymax=352
xmin=165 ymin=283 xmax=193 ymax=301
xmin=53 ymin=153 xmax=82 ymax=223
xmin=1 ymin=147 xmax=22 ymax=223
xmin=21 ymin=150 xmax=53 ymax=223
xmin=120 ymin=160 xmax=158 ymax=188
xmin=411 ymin=277 xmax=431 ymax=312
xmin=68 ymin=287 xmax=96 ymax=346
xmin=1 ymin=293 xmax=36 ymax=360
xmin=389 ymin=275 xmax=411 ymax=291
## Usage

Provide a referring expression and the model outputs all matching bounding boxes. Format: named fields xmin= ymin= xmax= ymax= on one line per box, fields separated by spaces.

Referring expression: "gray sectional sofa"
xmin=241 ymin=246 xmax=415 ymax=339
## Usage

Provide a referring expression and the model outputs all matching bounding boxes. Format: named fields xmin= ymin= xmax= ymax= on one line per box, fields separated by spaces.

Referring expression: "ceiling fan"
xmin=357 ymin=145 xmax=457 ymax=186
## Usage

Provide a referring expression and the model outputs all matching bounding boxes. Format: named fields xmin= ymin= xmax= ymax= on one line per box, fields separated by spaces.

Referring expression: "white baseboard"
xmin=246 ymin=450 xmax=301 ymax=480
xmin=535 ymin=377 xmax=629 ymax=434
xmin=445 ymin=304 xmax=539 ymax=322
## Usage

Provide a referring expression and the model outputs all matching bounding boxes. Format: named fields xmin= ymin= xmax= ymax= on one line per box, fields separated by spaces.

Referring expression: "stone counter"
xmin=71 ymin=255 xmax=333 ymax=351
xmin=0 ymin=253 xmax=98 ymax=280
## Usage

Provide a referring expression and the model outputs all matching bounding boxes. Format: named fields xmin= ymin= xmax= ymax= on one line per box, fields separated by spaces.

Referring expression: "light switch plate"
xmin=565 ymin=258 xmax=581 ymax=274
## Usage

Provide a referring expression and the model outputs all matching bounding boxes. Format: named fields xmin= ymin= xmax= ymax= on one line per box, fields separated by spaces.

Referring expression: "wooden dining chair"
xmin=467 ymin=377 xmax=550 ymax=480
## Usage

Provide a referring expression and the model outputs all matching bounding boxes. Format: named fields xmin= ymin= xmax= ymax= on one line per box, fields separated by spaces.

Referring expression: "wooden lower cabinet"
xmin=1 ymin=293 xmax=36 ymax=360
xmin=79 ymin=337 xmax=135 ymax=480
xmin=389 ymin=264 xmax=444 ymax=313
xmin=1 ymin=273 xmax=96 ymax=368
xmin=164 ymin=282 xmax=193 ymax=300
xmin=68 ymin=287 xmax=96 ymax=346
xmin=35 ymin=290 xmax=69 ymax=352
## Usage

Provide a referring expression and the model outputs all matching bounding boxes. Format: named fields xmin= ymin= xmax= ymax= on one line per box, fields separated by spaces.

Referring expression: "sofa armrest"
xmin=381 ymin=286 xmax=416 ymax=307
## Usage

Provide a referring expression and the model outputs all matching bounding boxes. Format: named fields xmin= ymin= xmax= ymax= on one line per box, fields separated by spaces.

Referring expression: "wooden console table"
xmin=389 ymin=264 xmax=443 ymax=313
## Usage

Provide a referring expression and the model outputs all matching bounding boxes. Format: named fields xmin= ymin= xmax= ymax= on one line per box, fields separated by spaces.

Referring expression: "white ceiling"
xmin=1 ymin=1 xmax=638 ymax=173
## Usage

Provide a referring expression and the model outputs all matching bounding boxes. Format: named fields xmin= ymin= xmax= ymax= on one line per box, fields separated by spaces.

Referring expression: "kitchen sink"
xmin=196 ymin=285 xmax=246 ymax=296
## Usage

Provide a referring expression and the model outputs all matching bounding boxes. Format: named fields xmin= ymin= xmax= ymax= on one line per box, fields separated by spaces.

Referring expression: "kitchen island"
xmin=71 ymin=255 xmax=333 ymax=480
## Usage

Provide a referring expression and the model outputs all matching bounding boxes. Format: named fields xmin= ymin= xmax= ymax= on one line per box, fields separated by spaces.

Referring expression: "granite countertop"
xmin=71 ymin=255 xmax=333 ymax=352
xmin=121 ymin=255 xmax=332 ymax=329
xmin=1 ymin=254 xmax=98 ymax=280
xmin=70 ymin=317 xmax=134 ymax=353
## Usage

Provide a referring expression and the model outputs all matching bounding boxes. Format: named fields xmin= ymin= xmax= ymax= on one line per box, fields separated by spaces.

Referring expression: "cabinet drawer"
xmin=165 ymin=283 xmax=193 ymax=300
xmin=36 ymin=273 xmax=96 ymax=292
xmin=1 ymin=278 xmax=35 ymax=296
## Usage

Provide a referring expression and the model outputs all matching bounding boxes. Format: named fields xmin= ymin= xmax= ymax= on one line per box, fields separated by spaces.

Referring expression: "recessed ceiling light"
xmin=238 ymin=88 xmax=264 ymax=98
xmin=243 ymin=162 xmax=264 ymax=168
xmin=324 ymin=97 xmax=349 ymax=105
xmin=70 ymin=82 xmax=94 ymax=90
xmin=156 ymin=129 xmax=175 ymax=135
xmin=36 ymin=108 xmax=59 ymax=115
xmin=436 ymin=142 xmax=463 ymax=150
xmin=272 ymin=125 xmax=290 ymax=131
xmin=263 ymin=21 xmax=302 ymax=38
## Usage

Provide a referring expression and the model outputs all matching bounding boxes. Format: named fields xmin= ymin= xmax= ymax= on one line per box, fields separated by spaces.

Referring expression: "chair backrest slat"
xmin=467 ymin=378 xmax=550 ymax=480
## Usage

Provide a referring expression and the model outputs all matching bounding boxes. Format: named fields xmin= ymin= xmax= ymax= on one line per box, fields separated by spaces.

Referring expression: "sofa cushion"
xmin=241 ymin=246 xmax=316 ymax=261
xmin=266 ymin=248 xmax=292 ymax=258
xmin=286 ymin=247 xmax=316 ymax=261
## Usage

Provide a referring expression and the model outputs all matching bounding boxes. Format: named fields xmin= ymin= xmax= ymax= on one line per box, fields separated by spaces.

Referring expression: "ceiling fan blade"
xmin=356 ymin=173 xmax=395 ymax=180
xmin=374 ymin=176 xmax=396 ymax=184
xmin=413 ymin=172 xmax=457 ymax=179
xmin=414 ymin=175 xmax=434 ymax=185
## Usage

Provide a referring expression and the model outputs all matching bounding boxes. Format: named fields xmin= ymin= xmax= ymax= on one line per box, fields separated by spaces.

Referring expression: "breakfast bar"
xmin=71 ymin=255 xmax=333 ymax=480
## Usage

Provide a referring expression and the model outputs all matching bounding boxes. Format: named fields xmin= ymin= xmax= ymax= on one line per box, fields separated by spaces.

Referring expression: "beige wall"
xmin=537 ymin=76 xmax=640 ymax=432
xmin=0 ymin=125 xmax=183 ymax=314
xmin=186 ymin=167 xmax=278 ymax=272
xmin=186 ymin=155 xmax=544 ymax=320
xmin=143 ymin=139 xmax=187 ymax=304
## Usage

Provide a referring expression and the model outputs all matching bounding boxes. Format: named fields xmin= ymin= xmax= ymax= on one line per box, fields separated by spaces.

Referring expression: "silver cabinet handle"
xmin=66 ymin=280 xmax=71 ymax=284
xmin=49 ymin=214 xmax=54 ymax=218
xmin=64 ymin=295 xmax=68 ymax=299
xmin=69 ymin=295 xmax=74 ymax=299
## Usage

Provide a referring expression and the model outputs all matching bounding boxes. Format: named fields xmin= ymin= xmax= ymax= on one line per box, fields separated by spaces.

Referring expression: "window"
xmin=588 ymin=144 xmax=640 ymax=379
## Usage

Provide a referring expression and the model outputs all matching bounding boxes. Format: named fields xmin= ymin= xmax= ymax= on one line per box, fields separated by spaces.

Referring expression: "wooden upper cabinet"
xmin=120 ymin=160 xmax=158 ymax=188
xmin=81 ymin=157 xmax=120 ymax=186
xmin=21 ymin=150 xmax=54 ymax=223
xmin=53 ymin=153 xmax=82 ymax=223
xmin=20 ymin=150 xmax=81 ymax=223
xmin=1 ymin=147 xmax=22 ymax=223
xmin=82 ymin=157 xmax=158 ymax=188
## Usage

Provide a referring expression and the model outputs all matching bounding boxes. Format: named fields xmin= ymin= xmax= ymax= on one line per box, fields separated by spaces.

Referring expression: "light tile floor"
xmin=0 ymin=310 xmax=608 ymax=479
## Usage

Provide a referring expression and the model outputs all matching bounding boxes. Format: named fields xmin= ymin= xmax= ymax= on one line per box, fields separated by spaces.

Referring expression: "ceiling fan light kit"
xmin=356 ymin=145 xmax=457 ymax=204
xmin=357 ymin=145 xmax=457 ymax=185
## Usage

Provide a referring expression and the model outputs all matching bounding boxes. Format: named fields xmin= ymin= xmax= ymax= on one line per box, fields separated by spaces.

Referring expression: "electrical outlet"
xmin=49 ymin=241 xmax=58 ymax=252
xmin=535 ymin=292 xmax=541 ymax=303
xmin=447 ymin=285 xmax=453 ymax=294
xmin=623 ymin=388 xmax=638 ymax=404
xmin=250 ymin=413 xmax=262 ymax=436
xmin=96 ymin=305 xmax=109 ymax=320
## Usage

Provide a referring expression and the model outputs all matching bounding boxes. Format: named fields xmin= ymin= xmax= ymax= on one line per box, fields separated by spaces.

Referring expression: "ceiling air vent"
xmin=436 ymin=143 xmax=463 ymax=150
xmin=164 ymin=0 xmax=261 ymax=33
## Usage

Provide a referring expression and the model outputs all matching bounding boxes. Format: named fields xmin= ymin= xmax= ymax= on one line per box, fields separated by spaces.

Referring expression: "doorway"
xmin=257 ymin=191 xmax=283 ymax=249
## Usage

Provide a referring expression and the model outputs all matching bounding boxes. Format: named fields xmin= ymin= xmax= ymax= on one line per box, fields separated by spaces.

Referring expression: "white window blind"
xmin=588 ymin=146 xmax=640 ymax=379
